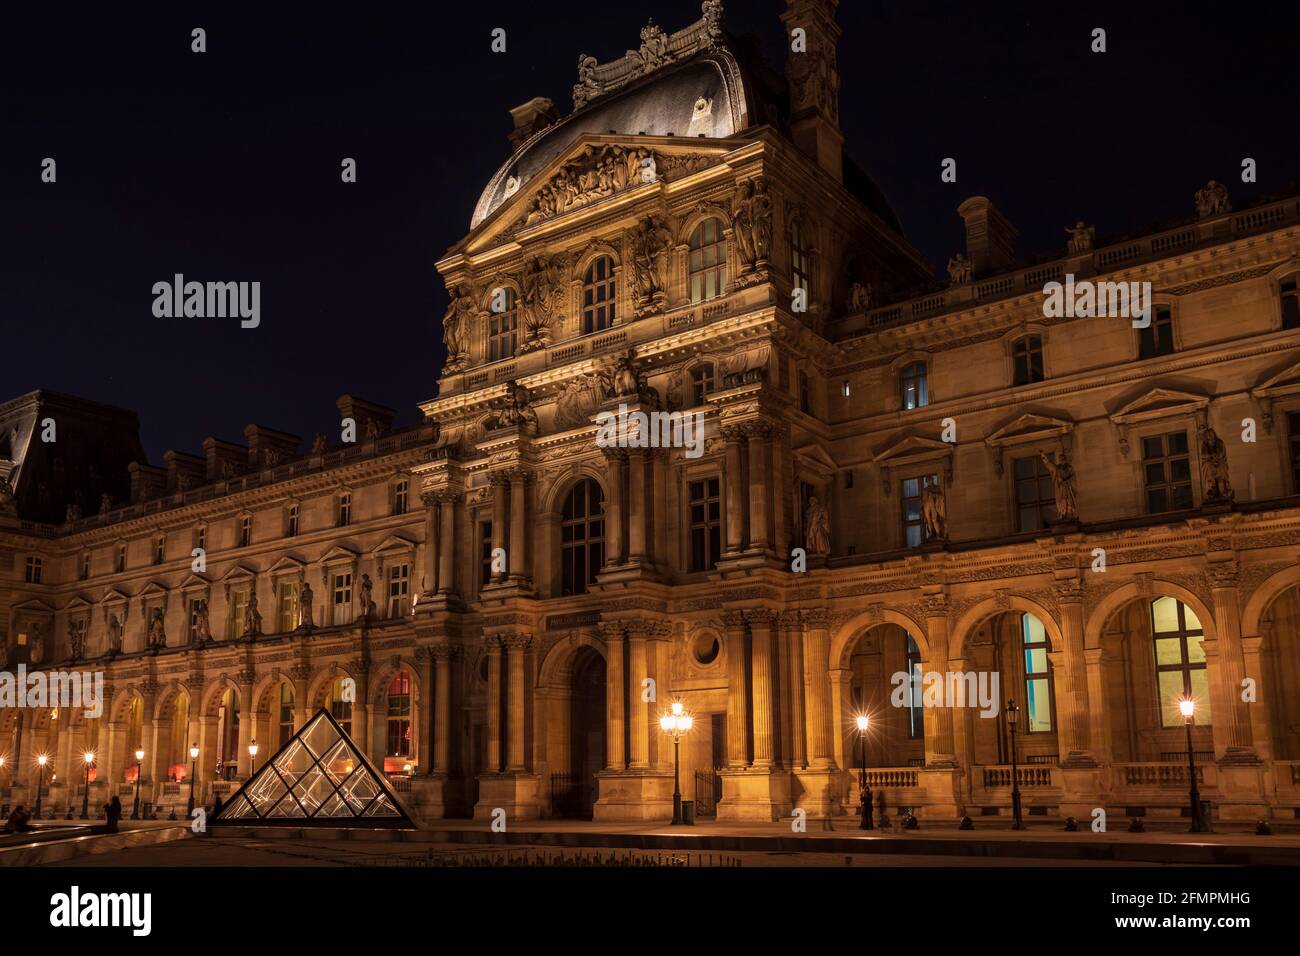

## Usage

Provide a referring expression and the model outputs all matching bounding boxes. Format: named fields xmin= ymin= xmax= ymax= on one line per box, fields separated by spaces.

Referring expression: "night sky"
xmin=3 ymin=1 xmax=1295 ymax=464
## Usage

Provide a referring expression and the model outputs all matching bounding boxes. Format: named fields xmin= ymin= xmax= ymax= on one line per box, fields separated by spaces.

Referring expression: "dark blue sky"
xmin=3 ymin=1 xmax=1295 ymax=463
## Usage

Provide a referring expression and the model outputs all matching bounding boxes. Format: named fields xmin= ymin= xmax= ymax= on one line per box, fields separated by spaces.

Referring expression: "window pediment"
xmin=985 ymin=413 xmax=1074 ymax=448
xmin=1109 ymin=387 xmax=1209 ymax=427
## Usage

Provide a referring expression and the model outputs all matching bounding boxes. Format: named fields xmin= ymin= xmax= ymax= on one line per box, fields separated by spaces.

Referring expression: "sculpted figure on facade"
xmin=1195 ymin=180 xmax=1231 ymax=219
xmin=299 ymin=580 xmax=315 ymax=629
xmin=522 ymin=145 xmax=654 ymax=226
xmin=147 ymin=606 xmax=166 ymax=650
xmin=947 ymin=253 xmax=973 ymax=285
xmin=519 ymin=255 xmax=563 ymax=351
xmin=555 ymin=374 xmax=608 ymax=429
xmin=441 ymin=283 xmax=475 ymax=371
xmin=29 ymin=622 xmax=46 ymax=665
xmin=1065 ymin=220 xmax=1095 ymax=254
xmin=68 ymin=618 xmax=87 ymax=661
xmin=572 ymin=54 xmax=601 ymax=109
xmin=733 ymin=179 xmax=772 ymax=275
xmin=922 ymin=479 xmax=947 ymax=540
xmin=105 ymin=612 xmax=123 ymax=655
xmin=311 ymin=433 xmax=328 ymax=455
xmin=1039 ymin=448 xmax=1079 ymax=523
xmin=630 ymin=19 xmax=672 ymax=74
xmin=847 ymin=281 xmax=872 ymax=314
xmin=0 ymin=473 xmax=16 ymax=516
xmin=629 ymin=215 xmax=672 ymax=311
xmin=1198 ymin=425 xmax=1233 ymax=503
xmin=100 ymin=492 xmax=113 ymax=514
xmin=805 ymin=496 xmax=831 ymax=555
xmin=359 ymin=573 xmax=377 ymax=620
xmin=193 ymin=599 xmax=212 ymax=644
xmin=243 ymin=593 xmax=262 ymax=638
xmin=492 ymin=381 xmax=539 ymax=430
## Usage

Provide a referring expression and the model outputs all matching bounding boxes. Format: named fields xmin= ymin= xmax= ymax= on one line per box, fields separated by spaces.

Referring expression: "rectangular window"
xmin=393 ymin=480 xmax=408 ymax=516
xmin=798 ymin=371 xmax=811 ymax=414
xmin=25 ymin=556 xmax=42 ymax=584
xmin=1281 ymin=276 xmax=1299 ymax=330
xmin=901 ymin=474 xmax=939 ymax=548
xmin=488 ymin=288 xmax=518 ymax=362
xmin=1012 ymin=336 xmax=1044 ymax=386
xmin=230 ymin=588 xmax=249 ymax=640
xmin=1142 ymin=431 xmax=1193 ymax=513
xmin=688 ymin=477 xmax=722 ymax=572
xmin=1152 ymin=597 xmax=1210 ymax=728
xmin=286 ymin=504 xmax=299 ymax=537
xmin=1022 ymin=614 xmax=1053 ymax=733
xmin=278 ymin=580 xmax=300 ymax=633
xmin=338 ymin=493 xmax=351 ymax=528
xmin=116 ymin=545 xmax=127 ymax=573
xmin=239 ymin=515 xmax=252 ymax=548
xmin=901 ymin=362 xmax=929 ymax=410
xmin=195 ymin=526 xmax=206 ymax=552
xmin=1013 ymin=455 xmax=1057 ymax=532
xmin=154 ymin=536 xmax=165 ymax=565
xmin=332 ymin=572 xmax=353 ymax=626
xmin=188 ymin=598 xmax=203 ymax=642
xmin=387 ymin=563 xmax=410 ymax=618
xmin=80 ymin=553 xmax=90 ymax=580
xmin=480 ymin=519 xmax=494 ymax=586
xmin=1138 ymin=305 xmax=1175 ymax=359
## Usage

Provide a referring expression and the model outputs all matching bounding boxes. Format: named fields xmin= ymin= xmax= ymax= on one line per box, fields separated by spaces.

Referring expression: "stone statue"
xmin=805 ymin=496 xmax=831 ymax=556
xmin=847 ymin=281 xmax=872 ymax=314
xmin=629 ymin=215 xmax=671 ymax=310
xmin=359 ymin=574 xmax=377 ymax=620
xmin=573 ymin=54 xmax=601 ymax=109
xmin=1194 ymin=180 xmax=1231 ymax=219
xmin=555 ymin=374 xmax=606 ymax=429
xmin=99 ymin=492 xmax=113 ymax=514
xmin=147 ymin=607 xmax=166 ymax=650
xmin=751 ymin=178 xmax=773 ymax=265
xmin=0 ymin=474 xmax=16 ymax=516
xmin=365 ymin=418 xmax=382 ymax=440
xmin=947 ymin=254 xmax=973 ymax=285
xmin=1198 ymin=425 xmax=1233 ymax=503
xmin=105 ymin=613 xmax=124 ymax=655
xmin=1039 ymin=449 xmax=1079 ymax=523
xmin=1065 ymin=221 xmax=1094 ymax=254
xmin=519 ymin=255 xmax=562 ymax=350
xmin=65 ymin=502 xmax=82 ymax=522
xmin=68 ymin=618 xmax=87 ymax=661
xmin=243 ymin=593 xmax=262 ymax=638
xmin=733 ymin=180 xmax=757 ymax=271
xmin=921 ymin=480 xmax=947 ymax=541
xmin=29 ymin=623 xmax=45 ymax=666
xmin=311 ymin=433 xmax=328 ymax=455
xmin=442 ymin=283 xmax=475 ymax=370
xmin=299 ymin=581 xmax=314 ymax=629
xmin=494 ymin=381 xmax=538 ymax=429
xmin=193 ymin=600 xmax=212 ymax=644
xmin=702 ymin=0 xmax=725 ymax=44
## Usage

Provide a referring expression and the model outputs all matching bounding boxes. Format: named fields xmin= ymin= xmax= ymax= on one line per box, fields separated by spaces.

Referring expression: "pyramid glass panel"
xmin=211 ymin=707 xmax=415 ymax=828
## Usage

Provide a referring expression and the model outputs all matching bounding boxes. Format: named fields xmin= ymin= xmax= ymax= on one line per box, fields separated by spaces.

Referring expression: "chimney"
xmin=243 ymin=424 xmax=301 ymax=470
xmin=336 ymin=395 xmax=397 ymax=440
xmin=957 ymin=196 xmax=1019 ymax=275
xmin=127 ymin=461 xmax=167 ymax=503
xmin=202 ymin=437 xmax=247 ymax=481
xmin=780 ymin=0 xmax=843 ymax=183
xmin=163 ymin=450 xmax=205 ymax=492
xmin=507 ymin=97 xmax=559 ymax=151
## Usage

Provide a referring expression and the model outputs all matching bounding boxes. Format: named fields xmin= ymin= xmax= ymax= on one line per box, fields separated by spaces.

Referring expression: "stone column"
xmin=921 ymin=595 xmax=956 ymax=765
xmin=351 ymin=664 xmax=370 ymax=760
xmin=437 ymin=492 xmax=458 ymax=595
xmin=485 ymin=637 xmax=502 ymax=773
xmin=1054 ymin=585 xmax=1096 ymax=764
xmin=1208 ymin=564 xmax=1253 ymax=754
xmin=802 ymin=609 xmax=835 ymax=768
xmin=627 ymin=625 xmax=650 ymax=769
xmin=1240 ymin=635 xmax=1273 ymax=760
xmin=419 ymin=492 xmax=439 ymax=599
xmin=746 ymin=608 xmax=776 ymax=767
xmin=602 ymin=450 xmax=626 ymax=567
xmin=1083 ymin=648 xmax=1112 ymax=764
xmin=599 ymin=622 xmax=626 ymax=769
xmin=291 ymin=666 xmax=311 ymax=730
xmin=505 ymin=636 xmax=530 ymax=772
xmin=783 ymin=613 xmax=807 ymax=768
xmin=236 ymin=671 xmax=255 ymax=778
xmin=417 ymin=647 xmax=434 ymax=773
xmin=490 ymin=476 xmax=509 ymax=582
xmin=432 ymin=645 xmax=455 ymax=773
xmin=626 ymin=450 xmax=648 ymax=564
xmin=744 ymin=422 xmax=771 ymax=551
xmin=196 ymin=714 xmax=218 ymax=807
xmin=509 ymin=470 xmax=530 ymax=582
xmin=722 ymin=426 xmax=746 ymax=553
xmin=724 ymin=610 xmax=750 ymax=767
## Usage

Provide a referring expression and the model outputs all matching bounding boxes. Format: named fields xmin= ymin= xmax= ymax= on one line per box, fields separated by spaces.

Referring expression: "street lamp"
xmin=187 ymin=744 xmax=199 ymax=815
xmin=1179 ymin=697 xmax=1209 ymax=833
xmin=247 ymin=741 xmax=259 ymax=778
xmin=1006 ymin=699 xmax=1024 ymax=830
xmin=855 ymin=714 xmax=873 ymax=830
xmin=34 ymin=754 xmax=49 ymax=818
xmin=131 ymin=748 xmax=145 ymax=820
xmin=80 ymin=751 xmax=95 ymax=820
xmin=658 ymin=701 xmax=694 ymax=825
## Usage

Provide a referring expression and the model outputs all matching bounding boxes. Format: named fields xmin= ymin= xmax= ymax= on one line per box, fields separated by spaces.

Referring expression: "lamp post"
xmin=855 ymin=714 xmax=873 ymax=831
xmin=1006 ymin=699 xmax=1023 ymax=830
xmin=80 ymin=752 xmax=95 ymax=820
xmin=34 ymin=754 xmax=48 ymax=818
xmin=658 ymin=701 xmax=694 ymax=825
xmin=1179 ymin=697 xmax=1208 ymax=833
xmin=247 ymin=741 xmax=259 ymax=778
xmin=131 ymin=748 xmax=144 ymax=820
xmin=187 ymin=744 xmax=199 ymax=815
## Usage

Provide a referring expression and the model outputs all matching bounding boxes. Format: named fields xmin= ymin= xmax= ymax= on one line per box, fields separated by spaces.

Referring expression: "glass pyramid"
xmin=212 ymin=707 xmax=416 ymax=828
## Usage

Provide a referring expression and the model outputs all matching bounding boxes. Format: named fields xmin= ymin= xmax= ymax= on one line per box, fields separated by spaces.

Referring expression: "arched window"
xmin=901 ymin=361 xmax=928 ymax=409
xmin=126 ymin=698 xmax=143 ymax=779
xmin=688 ymin=218 xmax=727 ymax=303
xmin=1138 ymin=304 xmax=1175 ymax=359
xmin=1011 ymin=335 xmax=1044 ymax=386
xmin=582 ymin=256 xmax=617 ymax=334
xmin=386 ymin=671 xmax=412 ymax=757
xmin=278 ymin=682 xmax=294 ymax=746
xmin=790 ymin=219 xmax=812 ymax=297
xmin=488 ymin=287 xmax=519 ymax=362
xmin=1151 ymin=597 xmax=1209 ymax=727
xmin=219 ymin=687 xmax=239 ymax=778
xmin=1021 ymin=614 xmax=1053 ymax=733
xmin=561 ymin=480 xmax=605 ymax=596
xmin=1281 ymin=274 xmax=1300 ymax=329
xmin=690 ymin=363 xmax=715 ymax=406
xmin=906 ymin=635 xmax=924 ymax=739
xmin=326 ymin=677 xmax=352 ymax=736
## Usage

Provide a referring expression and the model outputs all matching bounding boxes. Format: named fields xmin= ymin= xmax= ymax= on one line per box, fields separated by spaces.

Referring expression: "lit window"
xmin=690 ymin=364 xmax=715 ymax=406
xmin=1012 ymin=335 xmax=1044 ymax=386
xmin=278 ymin=580 xmax=300 ymax=633
xmin=901 ymin=362 xmax=929 ymax=409
xmin=327 ymin=677 xmax=352 ymax=735
xmin=488 ymin=287 xmax=518 ymax=361
xmin=1152 ymin=597 xmax=1210 ymax=728
xmin=688 ymin=477 xmax=721 ymax=572
xmin=278 ymin=683 xmax=295 ymax=746
xmin=1139 ymin=305 xmax=1175 ymax=359
xmin=1142 ymin=432 xmax=1193 ymax=513
xmin=688 ymin=219 xmax=727 ymax=303
xmin=230 ymin=589 xmax=249 ymax=640
xmin=332 ymin=572 xmax=353 ymax=625
xmin=582 ymin=256 xmax=617 ymax=334
xmin=386 ymin=672 xmax=412 ymax=757
xmin=1022 ymin=614 xmax=1053 ymax=733
xmin=901 ymin=474 xmax=939 ymax=548
xmin=386 ymin=563 xmax=410 ymax=618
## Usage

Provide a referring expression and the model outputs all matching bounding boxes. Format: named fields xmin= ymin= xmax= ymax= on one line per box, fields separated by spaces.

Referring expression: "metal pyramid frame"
xmin=211 ymin=706 xmax=417 ymax=828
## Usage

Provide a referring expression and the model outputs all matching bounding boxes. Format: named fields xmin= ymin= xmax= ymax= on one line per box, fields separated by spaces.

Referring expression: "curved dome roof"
xmin=471 ymin=53 xmax=752 ymax=230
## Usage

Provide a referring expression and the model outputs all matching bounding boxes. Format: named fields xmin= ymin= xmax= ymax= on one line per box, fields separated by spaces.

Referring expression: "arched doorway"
xmin=1257 ymin=585 xmax=1300 ymax=759
xmin=841 ymin=623 xmax=926 ymax=771
xmin=549 ymin=645 xmax=606 ymax=819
